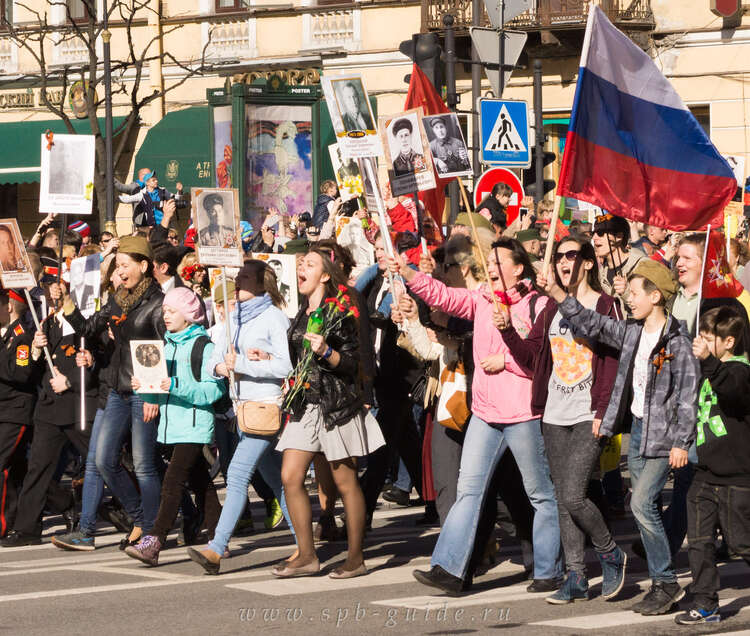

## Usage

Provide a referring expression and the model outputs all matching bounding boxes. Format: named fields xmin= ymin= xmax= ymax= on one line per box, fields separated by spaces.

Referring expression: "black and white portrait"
xmin=131 ymin=340 xmax=168 ymax=393
xmin=252 ymin=252 xmax=298 ymax=319
xmin=192 ymin=188 xmax=242 ymax=267
xmin=379 ymin=108 xmax=436 ymax=195
xmin=332 ymin=78 xmax=375 ymax=133
xmin=423 ymin=113 xmax=472 ymax=178
xmin=69 ymin=253 xmax=101 ymax=318
xmin=39 ymin=133 xmax=96 ymax=215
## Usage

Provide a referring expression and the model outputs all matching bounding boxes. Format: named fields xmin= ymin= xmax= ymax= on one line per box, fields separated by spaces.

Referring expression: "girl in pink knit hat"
xmin=125 ymin=287 xmax=226 ymax=566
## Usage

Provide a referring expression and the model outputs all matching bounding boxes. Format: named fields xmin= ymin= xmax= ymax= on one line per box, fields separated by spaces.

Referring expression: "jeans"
xmin=628 ymin=417 xmax=675 ymax=582
xmin=431 ymin=415 xmax=562 ymax=581
xmin=208 ymin=431 xmax=292 ymax=557
xmin=394 ymin=458 xmax=412 ymax=493
xmin=96 ymin=390 xmax=161 ymax=533
xmin=687 ymin=480 xmax=750 ymax=609
xmin=543 ymin=421 xmax=616 ymax=574
xmin=151 ymin=443 xmax=221 ymax=544
xmin=79 ymin=409 xmax=106 ymax=535
xmin=663 ymin=462 xmax=694 ymax=556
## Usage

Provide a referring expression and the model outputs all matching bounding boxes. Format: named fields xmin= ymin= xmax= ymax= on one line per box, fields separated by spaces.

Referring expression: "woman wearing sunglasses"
xmin=494 ymin=235 xmax=626 ymax=604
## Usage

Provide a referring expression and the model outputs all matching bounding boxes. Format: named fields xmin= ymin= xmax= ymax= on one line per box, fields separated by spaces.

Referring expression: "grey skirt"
xmin=276 ymin=403 xmax=385 ymax=462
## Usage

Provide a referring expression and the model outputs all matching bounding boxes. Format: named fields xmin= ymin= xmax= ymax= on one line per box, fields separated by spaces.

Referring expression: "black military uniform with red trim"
xmin=3 ymin=309 xmax=98 ymax=543
xmin=0 ymin=297 xmax=38 ymax=537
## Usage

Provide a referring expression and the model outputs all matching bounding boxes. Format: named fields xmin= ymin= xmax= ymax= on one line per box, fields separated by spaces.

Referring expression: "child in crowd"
xmin=677 ymin=307 xmax=750 ymax=625
xmin=125 ymin=287 xmax=226 ymax=566
xmin=542 ymin=258 xmax=699 ymax=616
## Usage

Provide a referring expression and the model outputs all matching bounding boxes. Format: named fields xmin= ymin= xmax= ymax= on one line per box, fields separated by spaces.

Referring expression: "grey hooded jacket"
xmin=558 ymin=295 xmax=698 ymax=458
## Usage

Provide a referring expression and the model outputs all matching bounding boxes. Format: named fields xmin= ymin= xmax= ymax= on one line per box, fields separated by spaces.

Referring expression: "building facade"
xmin=0 ymin=0 xmax=748 ymax=236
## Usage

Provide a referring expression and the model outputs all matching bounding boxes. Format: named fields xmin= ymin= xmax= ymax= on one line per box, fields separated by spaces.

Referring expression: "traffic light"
xmin=523 ymin=150 xmax=556 ymax=200
xmin=399 ymin=33 xmax=443 ymax=91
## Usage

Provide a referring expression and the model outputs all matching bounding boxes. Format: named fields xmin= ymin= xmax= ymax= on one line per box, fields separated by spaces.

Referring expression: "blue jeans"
xmin=79 ymin=408 xmax=106 ymax=535
xmin=628 ymin=417 xmax=675 ymax=583
xmin=208 ymin=431 xmax=292 ymax=557
xmin=96 ymin=390 xmax=161 ymax=533
xmin=394 ymin=458 xmax=412 ymax=492
xmin=431 ymin=415 xmax=562 ymax=580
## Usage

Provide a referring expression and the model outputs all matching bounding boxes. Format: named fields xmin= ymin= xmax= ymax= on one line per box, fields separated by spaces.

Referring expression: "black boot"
xmin=413 ymin=566 xmax=465 ymax=596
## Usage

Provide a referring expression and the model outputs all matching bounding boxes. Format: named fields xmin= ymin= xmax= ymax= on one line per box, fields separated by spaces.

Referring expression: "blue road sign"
xmin=479 ymin=98 xmax=531 ymax=167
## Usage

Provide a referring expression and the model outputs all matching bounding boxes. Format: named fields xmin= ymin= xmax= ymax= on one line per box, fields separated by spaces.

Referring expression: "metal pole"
xmin=23 ymin=288 xmax=55 ymax=375
xmin=533 ymin=59 xmax=544 ymax=205
xmin=499 ymin=1 xmax=505 ymax=96
xmin=471 ymin=0 xmax=481 ymax=178
xmin=443 ymin=14 xmax=460 ymax=224
xmin=102 ymin=1 xmax=115 ymax=235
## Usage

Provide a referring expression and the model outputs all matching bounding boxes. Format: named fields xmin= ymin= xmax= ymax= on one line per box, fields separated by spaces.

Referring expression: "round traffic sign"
xmin=474 ymin=167 xmax=525 ymax=226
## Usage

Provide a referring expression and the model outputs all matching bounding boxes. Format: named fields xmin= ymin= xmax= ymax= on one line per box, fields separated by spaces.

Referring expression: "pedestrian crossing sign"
xmin=479 ymin=98 xmax=531 ymax=167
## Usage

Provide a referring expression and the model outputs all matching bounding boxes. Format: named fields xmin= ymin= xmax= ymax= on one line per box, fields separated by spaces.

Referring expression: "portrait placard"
xmin=379 ymin=108 xmax=436 ymax=196
xmin=423 ymin=113 xmax=472 ymax=178
xmin=251 ymin=252 xmax=298 ymax=319
xmin=192 ymin=188 xmax=243 ymax=267
xmin=39 ymin=134 xmax=95 ymax=215
xmin=130 ymin=340 xmax=168 ymax=394
xmin=69 ymin=253 xmax=101 ymax=318
xmin=0 ymin=218 xmax=36 ymax=289
xmin=321 ymin=73 xmax=383 ymax=159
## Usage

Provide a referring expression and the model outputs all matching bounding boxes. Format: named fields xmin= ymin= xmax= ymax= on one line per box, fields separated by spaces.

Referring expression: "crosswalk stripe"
xmin=529 ymin=597 xmax=744 ymax=629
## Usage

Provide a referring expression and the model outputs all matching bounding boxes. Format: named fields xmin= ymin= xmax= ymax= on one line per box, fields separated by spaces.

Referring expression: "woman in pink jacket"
xmin=389 ymin=237 xmax=562 ymax=596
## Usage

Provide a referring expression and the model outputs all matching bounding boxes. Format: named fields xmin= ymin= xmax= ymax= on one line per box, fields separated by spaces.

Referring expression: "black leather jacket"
xmin=288 ymin=300 xmax=364 ymax=429
xmin=66 ymin=280 xmax=166 ymax=393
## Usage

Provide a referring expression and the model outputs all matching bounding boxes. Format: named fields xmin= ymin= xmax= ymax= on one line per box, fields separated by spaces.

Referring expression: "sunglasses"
xmin=167 ymin=235 xmax=178 ymax=241
xmin=554 ymin=249 xmax=581 ymax=263
xmin=593 ymin=229 xmax=610 ymax=237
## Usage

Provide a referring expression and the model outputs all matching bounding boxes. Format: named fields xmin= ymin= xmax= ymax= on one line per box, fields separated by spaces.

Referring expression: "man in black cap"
xmin=391 ymin=118 xmax=425 ymax=176
xmin=428 ymin=116 xmax=470 ymax=175
xmin=198 ymin=193 xmax=237 ymax=248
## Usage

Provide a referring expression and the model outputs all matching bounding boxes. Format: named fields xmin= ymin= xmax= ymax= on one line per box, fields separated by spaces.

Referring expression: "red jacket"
xmin=499 ymin=293 xmax=622 ymax=420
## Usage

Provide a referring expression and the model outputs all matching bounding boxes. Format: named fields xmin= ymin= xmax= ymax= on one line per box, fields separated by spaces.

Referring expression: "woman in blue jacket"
xmin=188 ymin=260 xmax=293 ymax=575
xmin=125 ymin=287 xmax=225 ymax=566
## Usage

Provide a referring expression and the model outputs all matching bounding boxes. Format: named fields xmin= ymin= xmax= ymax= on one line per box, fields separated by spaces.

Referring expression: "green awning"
xmin=0 ymin=117 xmax=126 ymax=185
xmin=133 ymin=107 xmax=212 ymax=193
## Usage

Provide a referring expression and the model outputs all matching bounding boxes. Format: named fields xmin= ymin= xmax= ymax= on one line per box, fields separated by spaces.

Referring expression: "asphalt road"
xmin=1 ymin=482 xmax=749 ymax=636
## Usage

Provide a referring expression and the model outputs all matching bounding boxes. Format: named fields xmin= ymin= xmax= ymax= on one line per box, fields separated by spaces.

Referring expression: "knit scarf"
xmin=490 ymin=278 xmax=535 ymax=306
xmin=113 ymin=277 xmax=153 ymax=315
xmin=231 ymin=294 xmax=273 ymax=348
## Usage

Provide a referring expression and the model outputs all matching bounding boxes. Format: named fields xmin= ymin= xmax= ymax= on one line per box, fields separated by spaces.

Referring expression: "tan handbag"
xmin=436 ymin=360 xmax=470 ymax=432
xmin=237 ymin=401 xmax=281 ymax=436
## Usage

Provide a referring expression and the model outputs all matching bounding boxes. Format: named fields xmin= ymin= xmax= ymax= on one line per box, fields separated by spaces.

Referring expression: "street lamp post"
xmin=102 ymin=0 xmax=115 ymax=235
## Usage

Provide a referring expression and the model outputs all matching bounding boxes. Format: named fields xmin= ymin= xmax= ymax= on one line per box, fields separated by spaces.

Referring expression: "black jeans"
xmin=151 ymin=443 xmax=221 ymax=544
xmin=687 ymin=479 xmax=750 ymax=610
xmin=14 ymin=421 xmax=90 ymax=536
xmin=543 ymin=421 xmax=615 ymax=574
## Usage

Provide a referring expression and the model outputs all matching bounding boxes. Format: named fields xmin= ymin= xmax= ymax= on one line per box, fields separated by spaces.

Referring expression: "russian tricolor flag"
xmin=558 ymin=7 xmax=736 ymax=231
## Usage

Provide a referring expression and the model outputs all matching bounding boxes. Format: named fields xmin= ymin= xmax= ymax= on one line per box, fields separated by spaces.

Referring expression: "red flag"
xmin=702 ymin=230 xmax=743 ymax=299
xmin=404 ymin=64 xmax=450 ymax=227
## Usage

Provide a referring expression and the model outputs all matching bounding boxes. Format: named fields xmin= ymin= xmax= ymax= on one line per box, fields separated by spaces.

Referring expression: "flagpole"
xmin=542 ymin=193 xmax=562 ymax=271
xmin=363 ymin=158 xmax=400 ymax=298
xmin=456 ymin=178 xmax=501 ymax=312
xmin=221 ymin=268 xmax=238 ymax=406
xmin=23 ymin=288 xmax=55 ymax=374
xmin=696 ymin=224 xmax=711 ymax=331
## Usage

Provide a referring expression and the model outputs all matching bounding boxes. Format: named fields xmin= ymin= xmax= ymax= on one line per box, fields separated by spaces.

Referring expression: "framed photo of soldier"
xmin=379 ymin=108 xmax=436 ymax=196
xmin=251 ymin=252 xmax=298 ymax=319
xmin=321 ymin=73 xmax=383 ymax=159
xmin=191 ymin=187 xmax=242 ymax=267
xmin=69 ymin=253 xmax=101 ymax=318
xmin=0 ymin=219 xmax=36 ymax=289
xmin=39 ymin=133 xmax=96 ymax=215
xmin=423 ymin=113 xmax=473 ymax=178
xmin=130 ymin=340 xmax=168 ymax=393
xmin=328 ymin=143 xmax=364 ymax=205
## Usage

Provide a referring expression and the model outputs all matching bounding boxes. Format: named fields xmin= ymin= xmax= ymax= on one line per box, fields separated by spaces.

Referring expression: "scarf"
xmin=113 ymin=277 xmax=153 ymax=316
xmin=489 ymin=278 xmax=535 ymax=306
xmin=231 ymin=294 xmax=273 ymax=349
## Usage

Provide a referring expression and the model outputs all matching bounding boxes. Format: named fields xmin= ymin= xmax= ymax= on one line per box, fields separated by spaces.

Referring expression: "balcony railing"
xmin=51 ymin=34 xmax=90 ymax=66
xmin=0 ymin=37 xmax=16 ymax=73
xmin=204 ymin=17 xmax=258 ymax=61
xmin=301 ymin=7 xmax=362 ymax=52
xmin=422 ymin=0 xmax=653 ymax=32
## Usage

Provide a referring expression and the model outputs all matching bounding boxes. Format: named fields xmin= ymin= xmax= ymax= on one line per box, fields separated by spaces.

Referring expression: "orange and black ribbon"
xmin=652 ymin=347 xmax=674 ymax=375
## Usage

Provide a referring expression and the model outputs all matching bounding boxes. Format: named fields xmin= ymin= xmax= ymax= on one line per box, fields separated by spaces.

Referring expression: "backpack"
xmin=190 ymin=335 xmax=232 ymax=414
